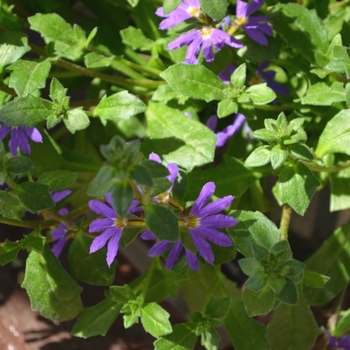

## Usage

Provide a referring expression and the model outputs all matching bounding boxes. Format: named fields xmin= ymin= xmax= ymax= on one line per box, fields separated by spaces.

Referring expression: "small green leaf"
xmin=267 ymin=296 xmax=319 ymax=350
xmin=120 ymin=26 xmax=154 ymax=50
xmin=72 ymin=295 xmax=122 ymax=338
xmin=301 ymin=82 xmax=345 ymax=106
xmin=130 ymin=164 xmax=153 ymax=187
xmin=0 ymin=31 xmax=30 ymax=68
xmin=0 ymin=239 xmax=23 ymax=266
xmin=274 ymin=162 xmax=320 ymax=215
xmin=243 ymin=286 xmax=275 ymax=317
xmin=144 ymin=203 xmax=179 ymax=241
xmin=303 ymin=270 xmax=330 ymax=289
xmin=0 ymin=191 xmax=26 ymax=220
xmin=160 ymin=64 xmax=228 ymax=102
xmin=0 ymin=95 xmax=52 ymax=127
xmin=5 ymin=156 xmax=35 ymax=174
xmin=230 ymin=63 xmax=246 ymax=88
xmin=22 ymin=244 xmax=83 ymax=321
xmin=64 ymin=108 xmax=90 ymax=134
xmin=238 ymin=257 xmax=260 ymax=276
xmin=316 ymin=109 xmax=350 ymax=158
xmin=50 ymin=78 xmax=67 ymax=101
xmin=225 ymin=300 xmax=271 ymax=350
xmin=68 ymin=229 xmax=117 ymax=286
xmin=141 ymin=159 xmax=169 ymax=178
xmin=141 ymin=302 xmax=172 ymax=338
xmin=17 ymin=182 xmax=55 ymax=213
xmin=330 ymin=166 xmax=350 ymax=212
xmin=154 ymin=323 xmax=197 ymax=350
xmin=270 ymin=144 xmax=288 ymax=169
xmin=84 ymin=52 xmax=115 ymax=68
xmin=245 ymin=83 xmax=276 ymax=105
xmin=275 ymin=278 xmax=298 ymax=305
xmin=204 ymin=296 xmax=231 ymax=319
xmin=228 ymin=210 xmax=281 ymax=257
xmin=333 ymin=309 xmax=350 ymax=338
xmin=110 ymin=285 xmax=136 ymax=303
xmin=217 ymin=99 xmax=238 ymax=118
xmin=38 ymin=170 xmax=77 ymax=191
xmin=23 ymin=230 xmax=45 ymax=252
xmin=111 ymin=181 xmax=134 ymax=218
xmin=7 ymin=59 xmax=51 ymax=96
xmin=163 ymin=0 xmax=182 ymax=14
xmin=288 ymin=143 xmax=314 ymax=161
xmin=245 ymin=146 xmax=271 ymax=167
xmin=93 ymin=91 xmax=147 ymax=125
xmin=199 ymin=0 xmax=229 ymax=21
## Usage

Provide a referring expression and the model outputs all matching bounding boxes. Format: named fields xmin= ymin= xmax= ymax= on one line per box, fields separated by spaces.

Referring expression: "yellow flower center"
xmin=227 ymin=16 xmax=248 ymax=35
xmin=200 ymin=26 xmax=214 ymax=39
xmin=179 ymin=214 xmax=200 ymax=229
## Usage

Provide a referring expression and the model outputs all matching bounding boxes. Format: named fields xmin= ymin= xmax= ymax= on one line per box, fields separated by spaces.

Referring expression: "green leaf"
xmin=154 ymin=323 xmax=197 ymax=350
xmin=22 ymin=244 xmax=83 ymax=321
xmin=304 ymin=223 xmax=350 ymax=305
xmin=301 ymin=82 xmax=345 ymax=106
xmin=163 ymin=0 xmax=182 ymax=14
xmin=345 ymin=83 xmax=350 ymax=107
xmin=238 ymin=257 xmax=260 ymax=276
xmin=333 ymin=309 xmax=350 ymax=338
xmin=217 ymin=99 xmax=238 ymax=118
xmin=274 ymin=162 xmax=320 ymax=216
xmin=230 ymin=63 xmax=246 ymax=88
xmin=269 ymin=3 xmax=328 ymax=64
xmin=120 ymin=26 xmax=154 ymax=50
xmin=5 ymin=156 xmax=35 ymax=174
xmin=288 ymin=143 xmax=314 ymax=161
xmin=0 ymin=31 xmax=30 ymax=68
xmin=130 ymin=164 xmax=153 ymax=187
xmin=245 ymin=83 xmax=276 ymax=105
xmin=144 ymin=202 xmax=179 ymax=241
xmin=72 ymin=295 xmax=122 ymax=338
xmin=64 ymin=108 xmax=90 ymax=134
xmin=227 ymin=210 xmax=281 ymax=257
xmin=204 ymin=296 xmax=231 ymax=319
xmin=0 ymin=95 xmax=52 ymax=127
xmin=84 ymin=52 xmax=115 ymax=68
xmin=243 ymin=286 xmax=275 ymax=317
xmin=144 ymin=102 xmax=216 ymax=171
xmin=141 ymin=302 xmax=172 ymax=338
xmin=0 ymin=239 xmax=23 ymax=266
xmin=17 ymin=182 xmax=55 ymax=213
xmin=303 ymin=270 xmax=330 ymax=289
xmin=267 ymin=296 xmax=319 ymax=350
xmin=330 ymin=166 xmax=350 ymax=212
xmin=68 ymin=229 xmax=117 ymax=286
xmin=245 ymin=146 xmax=271 ymax=167
xmin=22 ymin=230 xmax=45 ymax=252
xmin=38 ymin=170 xmax=77 ymax=191
xmin=270 ymin=144 xmax=288 ymax=169
xmin=316 ymin=109 xmax=350 ymax=158
xmin=275 ymin=278 xmax=297 ymax=305
xmin=111 ymin=181 xmax=134 ymax=218
xmin=110 ymin=285 xmax=136 ymax=303
xmin=199 ymin=0 xmax=229 ymax=21
xmin=0 ymin=191 xmax=26 ymax=220
xmin=160 ymin=64 xmax=228 ymax=102
xmin=29 ymin=13 xmax=86 ymax=60
xmin=141 ymin=159 xmax=169 ymax=178
xmin=7 ymin=59 xmax=51 ymax=96
xmin=224 ymin=300 xmax=271 ymax=350
xmin=186 ymin=156 xmax=256 ymax=199
xmin=201 ymin=327 xmax=221 ymax=350
xmin=93 ymin=91 xmax=147 ymax=125
xmin=50 ymin=78 xmax=67 ymax=101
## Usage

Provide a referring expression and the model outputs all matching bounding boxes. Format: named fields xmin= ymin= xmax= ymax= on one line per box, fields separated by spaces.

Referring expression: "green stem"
xmin=280 ymin=204 xmax=292 ymax=241
xmin=300 ymin=159 xmax=350 ymax=173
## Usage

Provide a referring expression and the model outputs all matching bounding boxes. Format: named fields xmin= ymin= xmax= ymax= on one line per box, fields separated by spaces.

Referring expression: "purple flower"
xmin=257 ymin=61 xmax=289 ymax=95
xmin=232 ymin=0 xmax=272 ymax=46
xmin=328 ymin=331 xmax=350 ymax=350
xmin=216 ymin=113 xmax=248 ymax=147
xmin=149 ymin=152 xmax=179 ymax=184
xmin=89 ymin=195 xmax=143 ymax=267
xmin=218 ymin=63 xmax=237 ymax=84
xmin=142 ymin=182 xmax=236 ymax=271
xmin=156 ymin=0 xmax=204 ymax=30
xmin=51 ymin=208 xmax=70 ymax=258
xmin=168 ymin=27 xmax=243 ymax=64
xmin=0 ymin=123 xmax=43 ymax=156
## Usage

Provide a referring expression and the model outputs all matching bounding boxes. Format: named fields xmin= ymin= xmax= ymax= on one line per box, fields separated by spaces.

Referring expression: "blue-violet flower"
xmin=156 ymin=0 xmax=205 ymax=30
xmin=142 ymin=182 xmax=236 ymax=271
xmin=328 ymin=331 xmax=350 ymax=350
xmin=0 ymin=123 xmax=43 ymax=156
xmin=168 ymin=27 xmax=243 ymax=64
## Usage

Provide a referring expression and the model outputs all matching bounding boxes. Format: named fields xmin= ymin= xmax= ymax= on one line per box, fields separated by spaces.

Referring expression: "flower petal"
xmin=197 ymin=226 xmax=233 ymax=246
xmin=198 ymin=195 xmax=234 ymax=218
xmin=89 ymin=218 xmax=114 ymax=232
xmin=200 ymin=214 xmax=237 ymax=228
xmin=236 ymin=0 xmax=249 ymax=18
xmin=140 ymin=230 xmax=157 ymax=240
xmin=191 ymin=182 xmax=215 ymax=216
xmin=190 ymin=228 xmax=214 ymax=264
xmin=90 ymin=226 xmax=117 ymax=253
xmin=244 ymin=27 xmax=268 ymax=46
xmin=185 ymin=249 xmax=199 ymax=271
xmin=165 ymin=241 xmax=183 ymax=269
xmin=52 ymin=238 xmax=67 ymax=258
xmin=24 ymin=127 xmax=43 ymax=143
xmin=148 ymin=241 xmax=172 ymax=257
xmin=149 ymin=152 xmax=161 ymax=163
xmin=52 ymin=189 xmax=71 ymax=203
xmin=89 ymin=199 xmax=116 ymax=218
xmin=246 ymin=0 xmax=264 ymax=17
xmin=0 ymin=126 xmax=11 ymax=140
xmin=106 ymin=228 xmax=122 ymax=266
